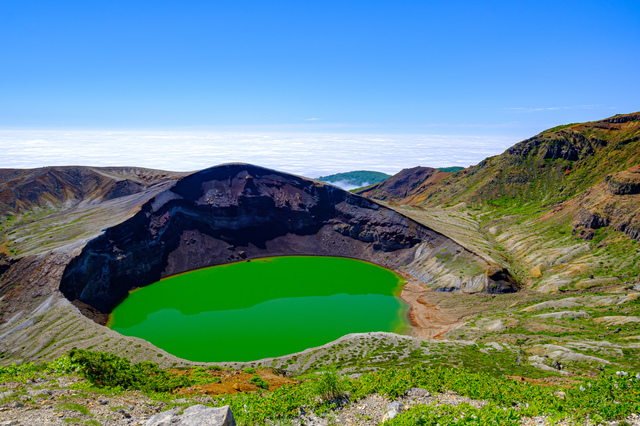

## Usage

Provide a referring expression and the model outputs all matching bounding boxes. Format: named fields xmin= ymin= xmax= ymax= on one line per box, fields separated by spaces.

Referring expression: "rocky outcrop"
xmin=59 ymin=164 xmax=512 ymax=318
xmin=571 ymin=209 xmax=609 ymax=240
xmin=485 ymin=265 xmax=518 ymax=293
xmin=605 ymin=166 xmax=640 ymax=195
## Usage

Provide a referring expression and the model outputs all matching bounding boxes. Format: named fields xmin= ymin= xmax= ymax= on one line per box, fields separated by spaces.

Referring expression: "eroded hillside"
xmin=360 ymin=113 xmax=640 ymax=293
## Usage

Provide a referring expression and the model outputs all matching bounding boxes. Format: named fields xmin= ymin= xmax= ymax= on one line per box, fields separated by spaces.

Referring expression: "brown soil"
xmin=504 ymin=375 xmax=577 ymax=387
xmin=398 ymin=271 xmax=466 ymax=338
xmin=173 ymin=368 xmax=297 ymax=396
xmin=0 ymin=242 xmax=10 ymax=257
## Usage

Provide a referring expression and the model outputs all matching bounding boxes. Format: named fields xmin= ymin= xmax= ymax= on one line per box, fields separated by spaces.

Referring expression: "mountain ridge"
xmin=358 ymin=112 xmax=640 ymax=293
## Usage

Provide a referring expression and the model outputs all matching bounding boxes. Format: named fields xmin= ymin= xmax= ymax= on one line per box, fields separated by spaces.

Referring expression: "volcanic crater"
xmin=1 ymin=163 xmax=516 ymax=365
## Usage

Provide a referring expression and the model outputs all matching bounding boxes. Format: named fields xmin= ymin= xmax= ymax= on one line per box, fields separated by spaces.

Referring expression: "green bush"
xmin=250 ymin=375 xmax=270 ymax=390
xmin=69 ymin=349 xmax=192 ymax=392
xmin=314 ymin=368 xmax=346 ymax=400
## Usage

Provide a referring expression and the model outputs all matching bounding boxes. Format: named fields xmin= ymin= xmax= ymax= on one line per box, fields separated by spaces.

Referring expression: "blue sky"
xmin=1 ymin=1 xmax=639 ymax=173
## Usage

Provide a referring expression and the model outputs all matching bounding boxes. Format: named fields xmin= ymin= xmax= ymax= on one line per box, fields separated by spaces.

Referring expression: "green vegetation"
xmin=68 ymin=349 xmax=210 ymax=392
xmin=56 ymin=401 xmax=91 ymax=416
xmin=231 ymin=365 xmax=640 ymax=424
xmin=389 ymin=402 xmax=521 ymax=425
xmin=317 ymin=170 xmax=391 ymax=186
xmin=1 ymin=350 xmax=639 ymax=424
xmin=313 ymin=367 xmax=347 ymax=400
xmin=250 ymin=375 xmax=271 ymax=390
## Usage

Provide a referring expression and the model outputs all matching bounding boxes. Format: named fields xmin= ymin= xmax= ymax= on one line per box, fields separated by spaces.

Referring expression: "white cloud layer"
xmin=326 ymin=180 xmax=371 ymax=191
xmin=0 ymin=130 xmax=517 ymax=178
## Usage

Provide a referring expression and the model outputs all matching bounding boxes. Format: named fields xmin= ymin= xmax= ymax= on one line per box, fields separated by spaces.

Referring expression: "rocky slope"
xmin=0 ymin=166 xmax=186 ymax=218
xmin=0 ymin=163 xmax=512 ymax=366
xmin=359 ymin=112 xmax=640 ymax=292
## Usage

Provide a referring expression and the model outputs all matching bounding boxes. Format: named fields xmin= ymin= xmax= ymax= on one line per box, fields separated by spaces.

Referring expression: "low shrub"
xmin=250 ymin=375 xmax=270 ymax=390
xmin=69 ymin=349 xmax=193 ymax=392
xmin=314 ymin=368 xmax=346 ymax=400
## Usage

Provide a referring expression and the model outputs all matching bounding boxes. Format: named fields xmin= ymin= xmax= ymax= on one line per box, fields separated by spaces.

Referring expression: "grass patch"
xmin=56 ymin=402 xmax=90 ymax=416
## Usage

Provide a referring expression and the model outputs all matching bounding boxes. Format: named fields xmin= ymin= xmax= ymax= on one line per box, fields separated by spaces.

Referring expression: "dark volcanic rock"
xmin=573 ymin=209 xmax=608 ymax=230
xmin=60 ymin=164 xmax=452 ymax=316
xmin=486 ymin=265 xmax=518 ymax=293
xmin=605 ymin=175 xmax=640 ymax=195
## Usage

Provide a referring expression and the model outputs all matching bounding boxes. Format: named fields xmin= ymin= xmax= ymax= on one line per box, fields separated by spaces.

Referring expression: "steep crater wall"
xmin=61 ymin=164 xmax=488 ymax=322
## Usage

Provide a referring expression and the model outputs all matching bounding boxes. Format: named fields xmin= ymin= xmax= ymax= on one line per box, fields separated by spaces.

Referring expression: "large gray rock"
xmin=381 ymin=401 xmax=405 ymax=422
xmin=144 ymin=405 xmax=236 ymax=426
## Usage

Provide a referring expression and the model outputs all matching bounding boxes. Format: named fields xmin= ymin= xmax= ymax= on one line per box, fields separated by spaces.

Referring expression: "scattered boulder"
xmin=144 ymin=405 xmax=236 ymax=426
xmin=382 ymin=401 xmax=405 ymax=422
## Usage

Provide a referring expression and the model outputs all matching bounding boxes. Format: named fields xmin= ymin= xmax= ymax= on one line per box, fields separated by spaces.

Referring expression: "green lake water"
xmin=108 ymin=256 xmax=410 ymax=362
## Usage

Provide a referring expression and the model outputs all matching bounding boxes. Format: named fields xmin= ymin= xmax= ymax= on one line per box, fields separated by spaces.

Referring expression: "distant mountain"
xmin=317 ymin=171 xmax=391 ymax=189
xmin=318 ymin=168 xmax=464 ymax=190
xmin=434 ymin=166 xmax=464 ymax=173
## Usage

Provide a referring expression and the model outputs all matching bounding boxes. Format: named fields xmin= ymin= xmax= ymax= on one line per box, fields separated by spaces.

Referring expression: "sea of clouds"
xmin=327 ymin=180 xmax=371 ymax=191
xmin=0 ymin=130 xmax=517 ymax=179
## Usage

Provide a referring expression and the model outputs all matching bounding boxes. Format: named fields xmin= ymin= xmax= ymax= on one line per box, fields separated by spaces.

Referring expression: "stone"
xmin=144 ymin=409 xmax=178 ymax=425
xmin=144 ymin=405 xmax=236 ymax=426
xmin=117 ymin=408 xmax=132 ymax=419
xmin=406 ymin=388 xmax=430 ymax=398
xmin=381 ymin=401 xmax=405 ymax=422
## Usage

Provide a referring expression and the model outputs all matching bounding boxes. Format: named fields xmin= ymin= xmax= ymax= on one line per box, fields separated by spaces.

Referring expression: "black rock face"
xmin=60 ymin=164 xmax=442 ymax=315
